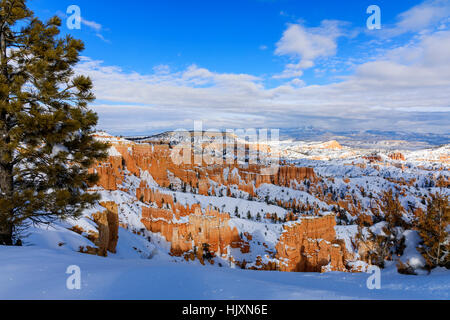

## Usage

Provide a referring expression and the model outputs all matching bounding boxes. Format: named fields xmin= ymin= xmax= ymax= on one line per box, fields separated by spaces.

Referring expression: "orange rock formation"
xmin=389 ymin=153 xmax=406 ymax=161
xmin=79 ymin=201 xmax=119 ymax=257
xmin=141 ymin=205 xmax=247 ymax=259
xmin=275 ymin=215 xmax=347 ymax=272
xmin=87 ymin=135 xmax=351 ymax=272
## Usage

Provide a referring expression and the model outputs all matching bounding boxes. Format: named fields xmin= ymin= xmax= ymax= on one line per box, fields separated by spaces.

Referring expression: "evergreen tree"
xmin=0 ymin=0 xmax=108 ymax=245
xmin=381 ymin=190 xmax=407 ymax=229
xmin=363 ymin=190 xmax=408 ymax=267
xmin=417 ymin=193 xmax=449 ymax=269
xmin=377 ymin=190 xmax=408 ymax=259
xmin=366 ymin=229 xmax=394 ymax=268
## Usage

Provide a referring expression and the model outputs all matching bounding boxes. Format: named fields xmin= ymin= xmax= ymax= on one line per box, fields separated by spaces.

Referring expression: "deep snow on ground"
xmin=0 ymin=246 xmax=448 ymax=300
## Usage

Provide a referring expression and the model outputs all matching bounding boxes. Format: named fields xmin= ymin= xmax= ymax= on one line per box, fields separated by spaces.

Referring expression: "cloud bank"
xmin=76 ymin=1 xmax=450 ymax=136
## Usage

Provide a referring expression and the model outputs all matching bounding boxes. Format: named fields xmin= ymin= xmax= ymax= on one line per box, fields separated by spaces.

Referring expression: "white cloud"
xmin=290 ymin=78 xmax=305 ymax=87
xmin=81 ymin=18 xmax=102 ymax=32
xmin=80 ymin=17 xmax=110 ymax=43
xmin=354 ymin=31 xmax=450 ymax=88
xmin=153 ymin=64 xmax=171 ymax=74
xmin=272 ymin=63 xmax=304 ymax=79
xmin=95 ymin=33 xmax=110 ymax=43
xmin=383 ymin=0 xmax=450 ymax=36
xmin=274 ymin=20 xmax=345 ymax=79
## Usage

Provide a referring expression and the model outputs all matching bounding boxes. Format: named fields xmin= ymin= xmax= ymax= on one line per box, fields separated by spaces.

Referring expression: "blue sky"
xmin=29 ymin=0 xmax=450 ymax=135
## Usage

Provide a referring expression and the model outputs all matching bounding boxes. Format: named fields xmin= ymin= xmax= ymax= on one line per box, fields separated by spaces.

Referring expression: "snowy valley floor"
xmin=0 ymin=246 xmax=448 ymax=300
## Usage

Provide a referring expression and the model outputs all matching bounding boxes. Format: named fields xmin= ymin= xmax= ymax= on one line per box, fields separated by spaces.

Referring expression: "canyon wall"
xmin=86 ymin=135 xmax=351 ymax=272
xmin=142 ymin=206 xmax=248 ymax=261
xmin=275 ymin=215 xmax=347 ymax=272
xmin=90 ymin=140 xmax=318 ymax=196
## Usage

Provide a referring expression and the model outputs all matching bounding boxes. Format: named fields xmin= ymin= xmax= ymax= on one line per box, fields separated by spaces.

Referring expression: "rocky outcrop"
xmin=389 ymin=153 xmax=405 ymax=161
xmin=81 ymin=202 xmax=119 ymax=257
xmin=363 ymin=154 xmax=382 ymax=163
xmin=137 ymin=185 xmax=174 ymax=208
xmin=137 ymin=185 xmax=350 ymax=271
xmin=271 ymin=166 xmax=317 ymax=186
xmin=275 ymin=215 xmax=347 ymax=272
xmin=141 ymin=205 xmax=246 ymax=260
xmin=322 ymin=140 xmax=343 ymax=150
xmin=88 ymin=135 xmax=349 ymax=272
xmin=89 ymin=160 xmax=123 ymax=191
xmin=100 ymin=201 xmax=119 ymax=253
xmin=91 ymin=141 xmax=317 ymax=198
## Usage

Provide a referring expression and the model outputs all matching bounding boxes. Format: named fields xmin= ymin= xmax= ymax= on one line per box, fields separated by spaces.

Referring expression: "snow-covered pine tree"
xmin=380 ymin=190 xmax=408 ymax=256
xmin=364 ymin=190 xmax=408 ymax=267
xmin=417 ymin=192 xmax=449 ymax=269
xmin=0 ymin=0 xmax=108 ymax=245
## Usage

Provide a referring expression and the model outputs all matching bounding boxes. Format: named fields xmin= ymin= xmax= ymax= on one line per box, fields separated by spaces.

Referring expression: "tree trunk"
xmin=0 ymin=222 xmax=13 ymax=245
xmin=0 ymin=158 xmax=14 ymax=245
xmin=0 ymin=8 xmax=14 ymax=245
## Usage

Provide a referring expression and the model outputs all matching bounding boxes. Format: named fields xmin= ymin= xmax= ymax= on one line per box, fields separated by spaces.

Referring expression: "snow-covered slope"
xmin=1 ymin=246 xmax=448 ymax=300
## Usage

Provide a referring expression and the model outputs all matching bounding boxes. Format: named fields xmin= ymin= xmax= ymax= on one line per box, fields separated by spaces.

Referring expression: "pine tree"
xmin=0 ymin=1 xmax=108 ymax=245
xmin=381 ymin=190 xmax=407 ymax=229
xmin=363 ymin=190 xmax=408 ymax=267
xmin=417 ymin=192 xmax=449 ymax=269
xmin=366 ymin=229 xmax=393 ymax=268
xmin=379 ymin=190 xmax=407 ymax=257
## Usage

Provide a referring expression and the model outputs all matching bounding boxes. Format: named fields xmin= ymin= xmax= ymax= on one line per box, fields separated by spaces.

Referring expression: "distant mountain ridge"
xmin=124 ymin=127 xmax=450 ymax=151
xmin=280 ymin=127 xmax=450 ymax=150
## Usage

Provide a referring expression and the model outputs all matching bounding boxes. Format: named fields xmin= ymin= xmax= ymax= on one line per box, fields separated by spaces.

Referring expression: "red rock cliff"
xmin=275 ymin=215 xmax=347 ymax=272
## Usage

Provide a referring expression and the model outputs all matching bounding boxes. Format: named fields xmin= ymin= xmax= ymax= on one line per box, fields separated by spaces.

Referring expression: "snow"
xmin=51 ymin=144 xmax=69 ymax=157
xmin=401 ymin=230 xmax=426 ymax=270
xmin=108 ymin=146 xmax=122 ymax=157
xmin=256 ymin=183 xmax=330 ymax=210
xmin=140 ymin=170 xmax=158 ymax=187
xmin=0 ymin=246 xmax=448 ymax=300
xmin=149 ymin=185 xmax=289 ymax=221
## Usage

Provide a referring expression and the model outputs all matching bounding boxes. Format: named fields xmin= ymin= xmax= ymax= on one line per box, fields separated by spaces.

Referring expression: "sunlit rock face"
xmin=275 ymin=215 xmax=347 ymax=272
xmin=76 ymin=201 xmax=119 ymax=257
xmin=85 ymin=132 xmax=449 ymax=272
xmin=85 ymin=133 xmax=347 ymax=271
xmin=389 ymin=153 xmax=406 ymax=161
